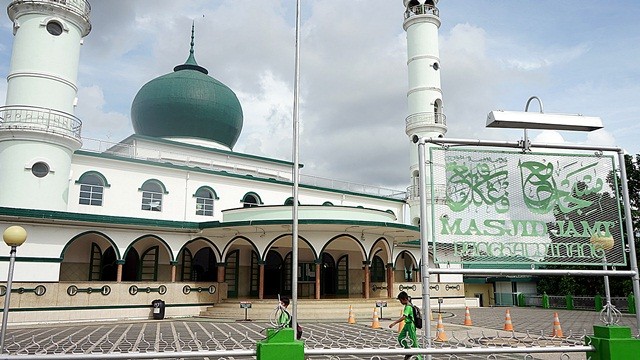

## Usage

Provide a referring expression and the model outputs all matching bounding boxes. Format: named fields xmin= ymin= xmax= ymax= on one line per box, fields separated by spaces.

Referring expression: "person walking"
xmin=389 ymin=291 xmax=421 ymax=360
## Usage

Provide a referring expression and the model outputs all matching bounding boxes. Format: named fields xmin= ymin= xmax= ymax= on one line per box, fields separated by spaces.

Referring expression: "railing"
xmin=574 ymin=296 xmax=596 ymax=310
xmin=24 ymin=0 xmax=92 ymax=21
xmin=404 ymin=4 xmax=440 ymax=19
xmin=0 ymin=105 xmax=82 ymax=141
xmin=406 ymin=184 xmax=446 ymax=202
xmin=80 ymin=137 xmax=407 ymax=200
xmin=521 ymin=293 xmax=635 ymax=313
xmin=405 ymin=111 xmax=447 ymax=129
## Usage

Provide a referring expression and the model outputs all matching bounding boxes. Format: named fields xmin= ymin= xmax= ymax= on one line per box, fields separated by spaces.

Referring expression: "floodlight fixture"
xmin=487 ymin=96 xmax=603 ymax=132
xmin=486 ymin=110 xmax=603 ymax=132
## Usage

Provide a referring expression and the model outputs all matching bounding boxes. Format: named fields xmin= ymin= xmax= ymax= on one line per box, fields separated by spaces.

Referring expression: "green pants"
xmin=398 ymin=323 xmax=421 ymax=360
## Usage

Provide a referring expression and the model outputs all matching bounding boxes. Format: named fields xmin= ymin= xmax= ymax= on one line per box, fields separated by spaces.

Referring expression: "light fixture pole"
xmin=0 ymin=226 xmax=27 ymax=354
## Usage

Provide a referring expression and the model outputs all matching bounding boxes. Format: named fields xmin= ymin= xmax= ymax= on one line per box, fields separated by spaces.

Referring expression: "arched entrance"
xmin=320 ymin=252 xmax=336 ymax=296
xmin=264 ymin=250 xmax=283 ymax=297
xmin=59 ymin=231 xmax=120 ymax=282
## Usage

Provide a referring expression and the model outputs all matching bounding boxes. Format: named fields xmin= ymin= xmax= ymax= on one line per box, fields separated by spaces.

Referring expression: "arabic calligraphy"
xmin=445 ymin=155 xmax=510 ymax=213
xmin=519 ymin=159 xmax=604 ymax=215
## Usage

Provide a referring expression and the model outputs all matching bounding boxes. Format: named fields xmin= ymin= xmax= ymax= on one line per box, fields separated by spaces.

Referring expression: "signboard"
xmin=429 ymin=148 xmax=625 ymax=266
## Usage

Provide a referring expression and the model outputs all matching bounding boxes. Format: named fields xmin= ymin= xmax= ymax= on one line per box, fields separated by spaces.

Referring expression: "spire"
xmin=174 ymin=21 xmax=208 ymax=74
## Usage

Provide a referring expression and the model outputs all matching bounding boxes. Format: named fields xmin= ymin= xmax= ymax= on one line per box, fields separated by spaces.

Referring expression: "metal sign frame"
xmin=414 ymin=136 xmax=640 ymax=345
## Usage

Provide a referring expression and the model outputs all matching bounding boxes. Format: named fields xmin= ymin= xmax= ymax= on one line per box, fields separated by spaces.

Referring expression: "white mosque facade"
xmin=0 ymin=0 xmax=517 ymax=323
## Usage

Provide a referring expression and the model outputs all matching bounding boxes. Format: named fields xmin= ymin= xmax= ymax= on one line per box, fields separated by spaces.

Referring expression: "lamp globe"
xmin=3 ymin=226 xmax=27 ymax=247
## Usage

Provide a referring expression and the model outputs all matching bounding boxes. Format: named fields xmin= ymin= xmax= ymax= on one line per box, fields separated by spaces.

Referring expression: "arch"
xmin=368 ymin=237 xmax=392 ymax=263
xmin=284 ymin=197 xmax=300 ymax=206
xmin=177 ymin=237 xmax=221 ymax=262
xmin=60 ymin=231 xmax=121 ymax=260
xmin=193 ymin=186 xmax=219 ymax=200
xmin=322 ymin=201 xmax=334 ymax=206
xmin=221 ymin=236 xmax=260 ymax=260
xmin=394 ymin=250 xmax=418 ymax=268
xmin=240 ymin=191 xmax=263 ymax=207
xmin=139 ymin=179 xmax=168 ymax=194
xmin=262 ymin=234 xmax=318 ymax=262
xmin=319 ymin=234 xmax=367 ymax=260
xmin=124 ymin=234 xmax=175 ymax=262
xmin=75 ymin=171 xmax=111 ymax=187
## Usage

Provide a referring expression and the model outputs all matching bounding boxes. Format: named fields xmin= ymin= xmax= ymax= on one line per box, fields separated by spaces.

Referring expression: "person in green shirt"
xmin=277 ymin=296 xmax=291 ymax=328
xmin=389 ymin=291 xmax=421 ymax=360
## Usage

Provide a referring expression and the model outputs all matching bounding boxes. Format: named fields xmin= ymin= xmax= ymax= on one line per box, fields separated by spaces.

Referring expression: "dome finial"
xmin=189 ymin=20 xmax=195 ymax=58
xmin=174 ymin=22 xmax=208 ymax=74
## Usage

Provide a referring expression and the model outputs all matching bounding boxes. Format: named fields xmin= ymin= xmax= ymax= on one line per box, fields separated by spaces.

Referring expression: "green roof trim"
xmin=0 ymin=207 xmax=202 ymax=230
xmin=199 ymin=218 xmax=420 ymax=232
xmin=193 ymin=186 xmax=220 ymax=200
xmin=139 ymin=179 xmax=169 ymax=194
xmin=73 ymin=150 xmax=405 ymax=203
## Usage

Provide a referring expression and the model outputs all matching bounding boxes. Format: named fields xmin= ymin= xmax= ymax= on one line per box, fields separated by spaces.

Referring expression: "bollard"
xmin=257 ymin=328 xmax=304 ymax=360
xmin=587 ymin=326 xmax=640 ymax=360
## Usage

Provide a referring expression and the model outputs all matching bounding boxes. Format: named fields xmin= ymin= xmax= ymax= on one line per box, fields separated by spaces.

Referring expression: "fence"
xmin=519 ymin=293 xmax=635 ymax=313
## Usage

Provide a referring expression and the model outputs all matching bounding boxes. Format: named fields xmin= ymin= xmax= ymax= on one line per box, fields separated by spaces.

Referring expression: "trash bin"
xmin=151 ymin=299 xmax=165 ymax=320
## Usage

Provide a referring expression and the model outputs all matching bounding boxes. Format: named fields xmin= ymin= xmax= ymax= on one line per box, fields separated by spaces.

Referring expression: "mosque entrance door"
xmin=336 ymin=254 xmax=349 ymax=296
xmin=264 ymin=250 xmax=283 ymax=297
xmin=225 ymin=250 xmax=240 ymax=298
xmin=320 ymin=253 xmax=336 ymax=296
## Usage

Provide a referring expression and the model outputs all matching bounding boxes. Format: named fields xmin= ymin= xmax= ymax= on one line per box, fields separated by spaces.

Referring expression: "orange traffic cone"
xmin=348 ymin=305 xmax=356 ymax=324
xmin=463 ymin=306 xmax=473 ymax=326
xmin=397 ymin=309 xmax=405 ymax=332
xmin=551 ymin=312 xmax=564 ymax=337
xmin=371 ymin=308 xmax=381 ymax=329
xmin=503 ymin=309 xmax=514 ymax=331
xmin=434 ymin=314 xmax=447 ymax=341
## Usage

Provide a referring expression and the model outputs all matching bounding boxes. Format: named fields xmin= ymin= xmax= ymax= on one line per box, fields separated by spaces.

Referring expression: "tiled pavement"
xmin=3 ymin=307 xmax=637 ymax=359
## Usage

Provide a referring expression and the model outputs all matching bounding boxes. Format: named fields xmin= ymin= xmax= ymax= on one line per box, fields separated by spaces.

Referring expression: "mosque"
xmin=0 ymin=1 xmax=532 ymax=323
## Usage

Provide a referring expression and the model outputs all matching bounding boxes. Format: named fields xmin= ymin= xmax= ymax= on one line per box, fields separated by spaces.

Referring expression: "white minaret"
xmin=403 ymin=0 xmax=447 ymax=226
xmin=0 ymin=1 xmax=91 ymax=211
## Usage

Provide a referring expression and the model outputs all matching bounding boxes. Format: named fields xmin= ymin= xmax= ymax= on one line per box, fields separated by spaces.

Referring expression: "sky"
xmin=0 ymin=0 xmax=639 ymax=191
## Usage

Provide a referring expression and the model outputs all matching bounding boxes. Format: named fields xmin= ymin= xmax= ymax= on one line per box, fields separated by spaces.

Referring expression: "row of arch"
xmin=60 ymin=231 xmax=420 ymax=266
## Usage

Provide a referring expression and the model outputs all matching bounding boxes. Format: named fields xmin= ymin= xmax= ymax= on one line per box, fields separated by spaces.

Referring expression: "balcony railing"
xmin=0 ymin=105 xmax=82 ymax=141
xmin=405 ymin=112 xmax=446 ymax=130
xmin=406 ymin=184 xmax=447 ymax=202
xmin=404 ymin=4 xmax=439 ymax=19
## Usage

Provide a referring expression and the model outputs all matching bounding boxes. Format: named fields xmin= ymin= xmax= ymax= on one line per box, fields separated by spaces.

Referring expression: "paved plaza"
xmin=2 ymin=307 xmax=636 ymax=359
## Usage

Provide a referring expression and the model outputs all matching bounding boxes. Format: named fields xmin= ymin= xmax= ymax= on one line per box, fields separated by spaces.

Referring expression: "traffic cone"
xmin=503 ymin=309 xmax=514 ymax=331
xmin=463 ymin=306 xmax=473 ymax=326
xmin=434 ymin=313 xmax=447 ymax=342
xmin=551 ymin=312 xmax=564 ymax=337
xmin=371 ymin=307 xmax=381 ymax=329
xmin=347 ymin=305 xmax=356 ymax=324
xmin=397 ymin=309 xmax=405 ymax=332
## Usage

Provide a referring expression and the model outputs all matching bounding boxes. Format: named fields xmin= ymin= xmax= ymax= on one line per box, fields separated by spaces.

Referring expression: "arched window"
xmin=194 ymin=186 xmax=218 ymax=216
xmin=241 ymin=192 xmax=262 ymax=208
xmin=140 ymin=179 xmax=167 ymax=212
xmin=284 ymin=197 xmax=300 ymax=206
xmin=76 ymin=171 xmax=109 ymax=206
xmin=371 ymin=255 xmax=385 ymax=282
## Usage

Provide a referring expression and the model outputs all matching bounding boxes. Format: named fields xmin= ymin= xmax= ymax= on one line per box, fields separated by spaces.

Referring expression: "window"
xmin=241 ymin=192 xmax=262 ymax=208
xmin=31 ymin=162 xmax=50 ymax=178
xmin=284 ymin=197 xmax=300 ymax=206
xmin=194 ymin=186 xmax=218 ymax=216
xmin=46 ymin=21 xmax=63 ymax=36
xmin=371 ymin=255 xmax=385 ymax=282
xmin=76 ymin=171 xmax=109 ymax=206
xmin=140 ymin=180 xmax=167 ymax=212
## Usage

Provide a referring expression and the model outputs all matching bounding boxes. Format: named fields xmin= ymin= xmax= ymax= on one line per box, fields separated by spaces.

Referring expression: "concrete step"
xmin=200 ymin=298 xmax=404 ymax=321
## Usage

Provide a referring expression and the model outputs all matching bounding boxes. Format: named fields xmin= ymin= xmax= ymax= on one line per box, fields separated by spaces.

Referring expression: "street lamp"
xmin=1 ymin=226 xmax=27 ymax=354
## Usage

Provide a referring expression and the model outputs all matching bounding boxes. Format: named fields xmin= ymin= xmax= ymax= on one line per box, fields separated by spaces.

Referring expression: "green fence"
xmin=518 ymin=293 xmax=635 ymax=313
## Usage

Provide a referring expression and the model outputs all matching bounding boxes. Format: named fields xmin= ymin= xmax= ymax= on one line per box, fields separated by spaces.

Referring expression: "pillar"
xmin=314 ymin=260 xmax=322 ymax=300
xmin=386 ymin=263 xmax=394 ymax=298
xmin=363 ymin=261 xmax=370 ymax=299
xmin=259 ymin=262 xmax=265 ymax=300
xmin=116 ymin=260 xmax=124 ymax=283
xmin=217 ymin=264 xmax=226 ymax=282
xmin=170 ymin=261 xmax=177 ymax=282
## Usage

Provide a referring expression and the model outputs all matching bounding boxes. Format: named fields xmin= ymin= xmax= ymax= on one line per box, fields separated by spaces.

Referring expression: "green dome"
xmin=131 ymin=27 xmax=243 ymax=149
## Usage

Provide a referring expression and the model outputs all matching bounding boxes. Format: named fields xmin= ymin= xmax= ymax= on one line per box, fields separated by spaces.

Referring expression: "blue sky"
xmin=0 ymin=0 xmax=638 ymax=189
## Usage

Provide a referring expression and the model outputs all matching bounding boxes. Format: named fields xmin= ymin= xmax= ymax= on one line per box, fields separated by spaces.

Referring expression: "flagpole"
xmin=291 ymin=0 xmax=301 ymax=340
